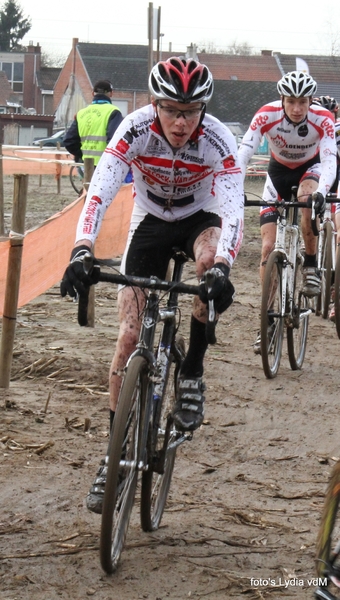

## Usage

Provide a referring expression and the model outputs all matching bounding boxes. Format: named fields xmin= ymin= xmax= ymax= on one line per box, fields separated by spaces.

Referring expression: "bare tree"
xmin=197 ymin=39 xmax=255 ymax=55
xmin=41 ymin=51 xmax=67 ymax=68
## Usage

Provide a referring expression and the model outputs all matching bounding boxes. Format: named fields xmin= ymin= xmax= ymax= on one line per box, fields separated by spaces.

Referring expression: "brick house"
xmin=53 ymin=40 xmax=340 ymax=133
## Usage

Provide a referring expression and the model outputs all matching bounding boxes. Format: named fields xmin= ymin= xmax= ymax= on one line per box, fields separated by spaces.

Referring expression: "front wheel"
xmin=334 ymin=250 xmax=340 ymax=339
xmin=100 ymin=356 xmax=148 ymax=574
xmin=260 ymin=252 xmax=284 ymax=379
xmin=315 ymin=461 xmax=340 ymax=594
xmin=287 ymin=255 xmax=309 ymax=370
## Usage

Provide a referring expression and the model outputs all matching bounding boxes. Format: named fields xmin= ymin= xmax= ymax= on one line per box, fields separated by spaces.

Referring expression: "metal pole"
xmin=156 ymin=6 xmax=161 ymax=62
xmin=148 ymin=2 xmax=153 ymax=103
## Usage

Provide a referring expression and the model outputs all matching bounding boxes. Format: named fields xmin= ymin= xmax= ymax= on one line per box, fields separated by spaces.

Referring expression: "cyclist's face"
xmin=282 ymin=96 xmax=311 ymax=123
xmin=155 ymin=99 xmax=203 ymax=147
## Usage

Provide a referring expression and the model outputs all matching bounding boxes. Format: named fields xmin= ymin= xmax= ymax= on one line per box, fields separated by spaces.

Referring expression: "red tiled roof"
xmin=198 ymin=54 xmax=281 ymax=81
xmin=159 ymin=51 xmax=281 ymax=82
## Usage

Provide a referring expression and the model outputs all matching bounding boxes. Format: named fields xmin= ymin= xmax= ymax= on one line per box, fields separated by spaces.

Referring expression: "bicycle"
xmin=315 ymin=460 xmax=340 ymax=599
xmin=245 ymin=188 xmax=314 ymax=379
xmin=69 ymin=163 xmax=84 ymax=195
xmin=315 ymin=200 xmax=337 ymax=320
xmin=78 ymin=250 xmax=217 ymax=574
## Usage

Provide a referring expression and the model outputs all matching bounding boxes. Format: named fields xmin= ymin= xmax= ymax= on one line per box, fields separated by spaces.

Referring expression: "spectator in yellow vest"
xmin=64 ymin=79 xmax=123 ymax=166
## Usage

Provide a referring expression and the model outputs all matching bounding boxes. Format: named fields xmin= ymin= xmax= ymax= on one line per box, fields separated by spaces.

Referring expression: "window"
xmin=0 ymin=61 xmax=23 ymax=92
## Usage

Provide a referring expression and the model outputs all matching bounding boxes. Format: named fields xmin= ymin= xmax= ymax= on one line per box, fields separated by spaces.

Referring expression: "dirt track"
xmin=1 ymin=175 xmax=339 ymax=599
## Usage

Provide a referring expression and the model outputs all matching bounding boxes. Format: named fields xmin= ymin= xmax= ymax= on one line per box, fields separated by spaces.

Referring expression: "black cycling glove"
xmin=198 ymin=262 xmax=235 ymax=314
xmin=307 ymin=192 xmax=325 ymax=216
xmin=60 ymin=245 xmax=100 ymax=298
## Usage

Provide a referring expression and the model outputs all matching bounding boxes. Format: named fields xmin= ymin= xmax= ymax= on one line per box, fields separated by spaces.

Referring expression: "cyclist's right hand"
xmin=199 ymin=263 xmax=235 ymax=314
xmin=60 ymin=245 xmax=100 ymax=298
xmin=307 ymin=191 xmax=325 ymax=216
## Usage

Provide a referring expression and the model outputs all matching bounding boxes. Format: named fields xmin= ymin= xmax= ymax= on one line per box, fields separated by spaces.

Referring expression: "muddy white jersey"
xmin=76 ymin=104 xmax=244 ymax=266
xmin=335 ymin=119 xmax=340 ymax=160
xmin=238 ymin=100 xmax=337 ymax=197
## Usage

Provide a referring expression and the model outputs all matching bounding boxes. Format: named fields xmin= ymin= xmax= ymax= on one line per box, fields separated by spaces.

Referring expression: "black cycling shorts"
xmin=123 ymin=210 xmax=221 ymax=279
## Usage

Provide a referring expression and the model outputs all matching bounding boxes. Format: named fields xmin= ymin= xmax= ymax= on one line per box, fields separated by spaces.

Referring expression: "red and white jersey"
xmin=335 ymin=119 xmax=340 ymax=161
xmin=238 ymin=100 xmax=337 ymax=197
xmin=76 ymin=104 xmax=244 ymax=266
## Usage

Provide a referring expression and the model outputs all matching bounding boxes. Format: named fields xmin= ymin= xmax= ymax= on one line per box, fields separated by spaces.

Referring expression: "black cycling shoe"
xmin=172 ymin=375 xmax=206 ymax=431
xmin=86 ymin=457 xmax=108 ymax=514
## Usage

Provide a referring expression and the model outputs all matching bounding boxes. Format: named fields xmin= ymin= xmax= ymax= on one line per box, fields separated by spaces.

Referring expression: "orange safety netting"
xmin=0 ymin=184 xmax=133 ymax=316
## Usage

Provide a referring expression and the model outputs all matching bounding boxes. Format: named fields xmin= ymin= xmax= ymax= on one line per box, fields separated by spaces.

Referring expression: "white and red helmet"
xmin=149 ymin=57 xmax=214 ymax=104
xmin=277 ymin=71 xmax=317 ymax=98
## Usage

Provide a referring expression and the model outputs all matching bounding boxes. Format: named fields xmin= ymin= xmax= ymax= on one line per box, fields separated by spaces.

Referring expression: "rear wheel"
xmin=287 ymin=254 xmax=309 ymax=370
xmin=100 ymin=356 xmax=148 ymax=574
xmin=315 ymin=461 xmax=340 ymax=596
xmin=140 ymin=336 xmax=185 ymax=532
xmin=334 ymin=250 xmax=340 ymax=339
xmin=316 ymin=222 xmax=333 ymax=319
xmin=260 ymin=252 xmax=284 ymax=379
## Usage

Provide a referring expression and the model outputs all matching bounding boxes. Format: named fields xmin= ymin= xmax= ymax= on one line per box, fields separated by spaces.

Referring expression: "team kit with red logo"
xmin=76 ymin=104 xmax=244 ymax=278
xmin=238 ymin=100 xmax=337 ymax=223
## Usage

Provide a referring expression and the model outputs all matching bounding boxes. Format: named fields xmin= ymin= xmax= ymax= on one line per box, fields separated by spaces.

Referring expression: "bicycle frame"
xmin=273 ymin=205 xmax=306 ymax=324
xmin=123 ymin=257 xmax=191 ymax=470
xmin=274 ymin=207 xmax=299 ymax=317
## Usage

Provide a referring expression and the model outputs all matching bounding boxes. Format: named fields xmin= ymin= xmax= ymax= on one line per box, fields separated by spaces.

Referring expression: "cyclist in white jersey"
xmin=60 ymin=57 xmax=244 ymax=514
xmin=238 ymin=71 xmax=337 ymax=353
xmin=313 ymin=96 xmax=340 ymax=321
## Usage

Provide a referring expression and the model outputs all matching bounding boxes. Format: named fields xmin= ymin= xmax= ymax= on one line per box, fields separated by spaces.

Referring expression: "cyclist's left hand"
xmin=307 ymin=192 xmax=325 ymax=216
xmin=60 ymin=245 xmax=100 ymax=298
xmin=199 ymin=263 xmax=235 ymax=314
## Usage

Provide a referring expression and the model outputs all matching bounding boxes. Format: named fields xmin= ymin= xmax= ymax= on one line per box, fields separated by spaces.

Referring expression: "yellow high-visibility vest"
xmin=77 ymin=102 xmax=119 ymax=165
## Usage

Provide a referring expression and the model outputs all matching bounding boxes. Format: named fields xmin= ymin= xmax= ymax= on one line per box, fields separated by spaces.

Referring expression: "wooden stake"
xmin=0 ymin=174 xmax=28 ymax=388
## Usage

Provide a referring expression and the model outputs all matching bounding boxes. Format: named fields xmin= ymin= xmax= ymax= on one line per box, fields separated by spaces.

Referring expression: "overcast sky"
xmin=18 ymin=0 xmax=340 ymax=59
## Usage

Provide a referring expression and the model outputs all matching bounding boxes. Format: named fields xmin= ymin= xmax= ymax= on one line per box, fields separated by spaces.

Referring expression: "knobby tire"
xmin=334 ymin=250 xmax=340 ymax=339
xmin=287 ymin=254 xmax=309 ymax=370
xmin=100 ymin=356 xmax=148 ymax=574
xmin=316 ymin=221 xmax=333 ymax=320
xmin=260 ymin=252 xmax=284 ymax=379
xmin=69 ymin=164 xmax=84 ymax=195
xmin=315 ymin=461 xmax=340 ymax=596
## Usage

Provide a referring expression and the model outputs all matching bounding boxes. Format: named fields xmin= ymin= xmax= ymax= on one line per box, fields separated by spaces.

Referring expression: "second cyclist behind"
xmin=238 ymin=71 xmax=337 ymax=353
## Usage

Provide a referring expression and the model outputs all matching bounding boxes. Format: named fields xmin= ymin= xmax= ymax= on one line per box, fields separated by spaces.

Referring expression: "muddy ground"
xmin=0 ymin=174 xmax=339 ymax=600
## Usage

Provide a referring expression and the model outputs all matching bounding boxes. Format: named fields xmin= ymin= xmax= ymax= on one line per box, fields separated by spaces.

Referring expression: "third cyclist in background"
xmin=313 ymin=96 xmax=340 ymax=322
xmin=238 ymin=71 xmax=337 ymax=353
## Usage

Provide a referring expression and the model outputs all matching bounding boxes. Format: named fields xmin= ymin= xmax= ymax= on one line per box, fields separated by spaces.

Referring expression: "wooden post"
xmin=83 ymin=158 xmax=95 ymax=327
xmin=0 ymin=174 xmax=28 ymax=388
xmin=39 ymin=141 xmax=43 ymax=187
xmin=56 ymin=144 xmax=61 ymax=194
xmin=0 ymin=143 xmax=4 ymax=235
